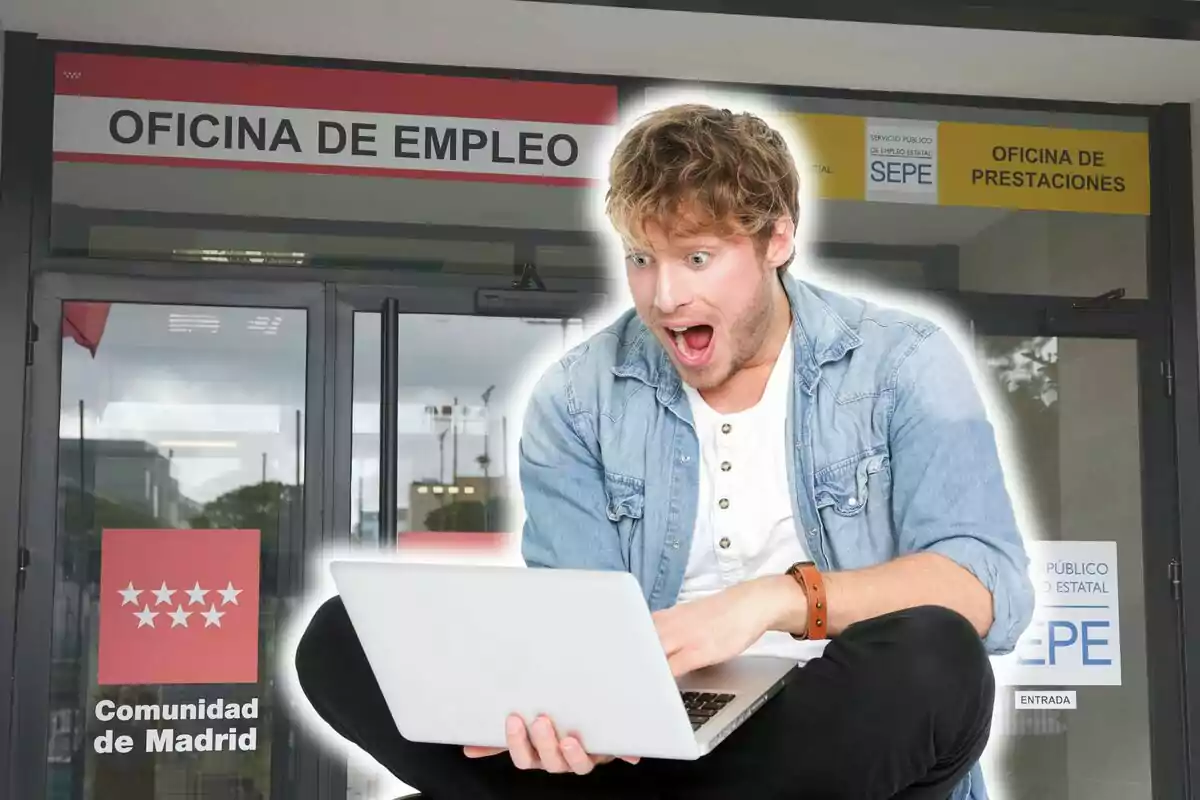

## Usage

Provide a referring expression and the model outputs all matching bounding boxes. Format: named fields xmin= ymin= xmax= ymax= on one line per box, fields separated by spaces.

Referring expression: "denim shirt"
xmin=517 ymin=271 xmax=1035 ymax=800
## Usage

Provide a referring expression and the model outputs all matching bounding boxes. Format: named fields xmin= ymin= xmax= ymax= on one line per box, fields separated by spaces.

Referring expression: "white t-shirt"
xmin=679 ymin=333 xmax=831 ymax=664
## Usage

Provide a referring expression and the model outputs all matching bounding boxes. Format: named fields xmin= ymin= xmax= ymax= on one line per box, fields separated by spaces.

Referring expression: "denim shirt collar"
xmin=611 ymin=270 xmax=864 ymax=402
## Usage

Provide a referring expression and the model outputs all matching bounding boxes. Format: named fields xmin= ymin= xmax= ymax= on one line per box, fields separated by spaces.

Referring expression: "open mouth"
xmin=666 ymin=324 xmax=716 ymax=367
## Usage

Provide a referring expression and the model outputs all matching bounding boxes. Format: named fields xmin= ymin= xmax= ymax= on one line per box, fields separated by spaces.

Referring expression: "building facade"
xmin=2 ymin=9 xmax=1200 ymax=799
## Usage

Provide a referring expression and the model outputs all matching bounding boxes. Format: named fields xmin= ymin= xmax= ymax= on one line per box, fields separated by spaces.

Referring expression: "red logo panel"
xmin=97 ymin=529 xmax=261 ymax=686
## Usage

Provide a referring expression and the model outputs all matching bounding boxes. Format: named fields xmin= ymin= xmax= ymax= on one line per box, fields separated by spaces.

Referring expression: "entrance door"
xmin=948 ymin=296 xmax=1185 ymax=800
xmin=328 ymin=280 xmax=599 ymax=800
xmin=12 ymin=273 xmax=328 ymax=800
xmin=330 ymin=281 xmax=598 ymax=553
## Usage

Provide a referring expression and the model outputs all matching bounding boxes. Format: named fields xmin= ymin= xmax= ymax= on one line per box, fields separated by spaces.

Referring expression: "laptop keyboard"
xmin=680 ymin=691 xmax=736 ymax=730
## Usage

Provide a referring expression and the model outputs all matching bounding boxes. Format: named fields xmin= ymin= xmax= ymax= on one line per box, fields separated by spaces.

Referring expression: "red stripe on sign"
xmin=55 ymin=53 xmax=618 ymax=126
xmin=54 ymin=152 xmax=595 ymax=187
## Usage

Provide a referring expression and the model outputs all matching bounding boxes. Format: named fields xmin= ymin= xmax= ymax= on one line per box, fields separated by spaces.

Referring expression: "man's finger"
xmin=463 ymin=746 xmax=506 ymax=759
xmin=505 ymin=715 xmax=538 ymax=770
xmin=595 ymin=754 xmax=642 ymax=765
xmin=667 ymin=647 xmax=705 ymax=678
xmin=654 ymin=616 xmax=685 ymax=655
xmin=529 ymin=716 xmax=570 ymax=773
xmin=560 ymin=736 xmax=596 ymax=775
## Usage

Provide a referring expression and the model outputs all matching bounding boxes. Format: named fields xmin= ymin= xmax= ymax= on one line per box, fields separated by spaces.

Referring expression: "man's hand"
xmin=463 ymin=714 xmax=640 ymax=774
xmin=653 ymin=577 xmax=801 ymax=677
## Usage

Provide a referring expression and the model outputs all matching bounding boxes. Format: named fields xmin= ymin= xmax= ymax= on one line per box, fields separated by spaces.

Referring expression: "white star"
xmin=185 ymin=582 xmax=208 ymax=606
xmin=118 ymin=582 xmax=142 ymax=606
xmin=168 ymin=605 xmax=192 ymax=628
xmin=134 ymin=605 xmax=158 ymax=628
xmin=217 ymin=582 xmax=242 ymax=606
xmin=152 ymin=581 xmax=175 ymax=606
xmin=201 ymin=604 xmax=225 ymax=628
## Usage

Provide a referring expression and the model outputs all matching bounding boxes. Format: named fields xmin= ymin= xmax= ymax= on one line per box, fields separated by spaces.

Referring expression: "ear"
xmin=764 ymin=215 xmax=796 ymax=270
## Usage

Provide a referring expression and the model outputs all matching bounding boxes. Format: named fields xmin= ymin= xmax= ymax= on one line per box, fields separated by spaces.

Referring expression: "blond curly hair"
xmin=604 ymin=103 xmax=800 ymax=253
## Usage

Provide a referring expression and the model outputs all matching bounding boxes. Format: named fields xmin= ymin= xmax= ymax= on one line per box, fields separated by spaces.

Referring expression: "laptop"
xmin=328 ymin=560 xmax=796 ymax=760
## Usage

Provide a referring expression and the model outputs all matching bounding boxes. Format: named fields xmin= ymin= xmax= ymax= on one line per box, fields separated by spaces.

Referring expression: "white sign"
xmin=54 ymin=52 xmax=619 ymax=186
xmin=1015 ymin=690 xmax=1077 ymax=710
xmin=866 ymin=118 xmax=938 ymax=204
xmin=1010 ymin=540 xmax=1121 ymax=686
xmin=53 ymin=97 xmax=608 ymax=182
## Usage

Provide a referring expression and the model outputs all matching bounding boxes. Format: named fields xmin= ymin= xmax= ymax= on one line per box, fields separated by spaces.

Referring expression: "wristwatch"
xmin=785 ymin=561 xmax=828 ymax=641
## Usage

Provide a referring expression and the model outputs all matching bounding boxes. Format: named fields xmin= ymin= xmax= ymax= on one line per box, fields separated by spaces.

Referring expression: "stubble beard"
xmin=678 ymin=273 xmax=778 ymax=392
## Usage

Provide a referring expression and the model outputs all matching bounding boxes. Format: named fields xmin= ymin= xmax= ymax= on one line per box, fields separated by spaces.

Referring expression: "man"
xmin=295 ymin=103 xmax=1035 ymax=799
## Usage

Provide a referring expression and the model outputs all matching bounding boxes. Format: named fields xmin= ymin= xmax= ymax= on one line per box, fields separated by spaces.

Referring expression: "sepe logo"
xmin=97 ymin=529 xmax=261 ymax=686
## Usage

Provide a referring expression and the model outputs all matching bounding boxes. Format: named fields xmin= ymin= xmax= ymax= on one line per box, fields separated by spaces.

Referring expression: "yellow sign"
xmin=784 ymin=113 xmax=1149 ymax=215
xmin=789 ymin=113 xmax=866 ymax=202
xmin=939 ymin=122 xmax=1150 ymax=215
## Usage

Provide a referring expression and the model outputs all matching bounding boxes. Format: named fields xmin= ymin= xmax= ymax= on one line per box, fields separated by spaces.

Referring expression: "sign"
xmin=53 ymin=53 xmax=618 ymax=185
xmin=790 ymin=113 xmax=864 ymax=201
xmin=93 ymin=697 xmax=260 ymax=754
xmin=1015 ymin=690 xmax=1077 ymax=709
xmin=1011 ymin=540 xmax=1121 ymax=687
xmin=939 ymin=122 xmax=1150 ymax=215
xmin=866 ymin=118 xmax=938 ymax=204
xmin=781 ymin=114 xmax=1148 ymax=214
xmin=97 ymin=528 xmax=261 ymax=685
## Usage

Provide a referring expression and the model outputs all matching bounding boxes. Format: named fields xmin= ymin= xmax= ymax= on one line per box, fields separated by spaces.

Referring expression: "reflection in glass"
xmin=350 ymin=313 xmax=381 ymax=545
xmin=979 ymin=336 xmax=1060 ymax=538
xmin=52 ymin=164 xmax=593 ymax=275
xmin=351 ymin=314 xmax=583 ymax=543
xmin=47 ymin=302 xmax=307 ymax=800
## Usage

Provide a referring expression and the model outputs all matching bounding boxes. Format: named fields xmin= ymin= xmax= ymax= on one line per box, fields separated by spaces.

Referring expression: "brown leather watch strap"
xmin=786 ymin=561 xmax=828 ymax=641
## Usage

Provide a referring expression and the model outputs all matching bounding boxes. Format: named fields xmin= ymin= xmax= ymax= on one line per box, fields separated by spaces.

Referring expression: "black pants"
xmin=295 ymin=599 xmax=994 ymax=800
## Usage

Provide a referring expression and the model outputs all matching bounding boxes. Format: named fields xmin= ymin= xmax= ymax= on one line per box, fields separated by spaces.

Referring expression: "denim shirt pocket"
xmin=815 ymin=452 xmax=888 ymax=514
xmin=603 ymin=471 xmax=645 ymax=567
xmin=813 ymin=452 xmax=891 ymax=553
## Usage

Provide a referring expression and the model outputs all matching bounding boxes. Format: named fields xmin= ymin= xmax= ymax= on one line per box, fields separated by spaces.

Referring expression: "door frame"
xmin=11 ymin=271 xmax=330 ymax=800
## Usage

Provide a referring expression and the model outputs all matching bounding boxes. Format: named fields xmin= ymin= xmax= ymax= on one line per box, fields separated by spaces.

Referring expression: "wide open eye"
xmin=626 ymin=252 xmax=653 ymax=268
xmin=686 ymin=252 xmax=711 ymax=267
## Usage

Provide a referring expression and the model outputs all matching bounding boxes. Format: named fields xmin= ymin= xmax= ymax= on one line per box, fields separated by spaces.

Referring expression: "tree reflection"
xmin=189 ymin=481 xmax=297 ymax=596
xmin=983 ymin=336 xmax=1058 ymax=409
xmin=424 ymin=497 xmax=507 ymax=533
xmin=977 ymin=335 xmax=1060 ymax=541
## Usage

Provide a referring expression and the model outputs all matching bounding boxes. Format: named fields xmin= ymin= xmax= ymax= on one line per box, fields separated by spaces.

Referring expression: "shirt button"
xmin=719 ymin=537 xmax=731 ymax=549
xmin=721 ymin=423 xmax=732 ymax=434
xmin=718 ymin=498 xmax=730 ymax=509
xmin=670 ymin=538 xmax=681 ymax=549
xmin=847 ymin=497 xmax=859 ymax=506
xmin=807 ymin=528 xmax=817 ymax=537
xmin=720 ymin=461 xmax=731 ymax=472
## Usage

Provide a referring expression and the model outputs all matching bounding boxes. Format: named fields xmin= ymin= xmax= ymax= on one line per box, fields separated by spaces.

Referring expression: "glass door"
xmin=344 ymin=311 xmax=587 ymax=547
xmin=331 ymin=282 xmax=602 ymax=552
xmin=975 ymin=336 xmax=1152 ymax=800
xmin=947 ymin=299 xmax=1185 ymax=800
xmin=13 ymin=273 xmax=328 ymax=800
xmin=330 ymin=282 xmax=601 ymax=800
